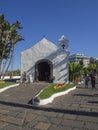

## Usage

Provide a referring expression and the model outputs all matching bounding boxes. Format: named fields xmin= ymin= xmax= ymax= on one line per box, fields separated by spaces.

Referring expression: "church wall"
xmin=52 ymin=49 xmax=69 ymax=83
xmin=21 ymin=38 xmax=69 ymax=83
xmin=21 ymin=39 xmax=57 ymax=81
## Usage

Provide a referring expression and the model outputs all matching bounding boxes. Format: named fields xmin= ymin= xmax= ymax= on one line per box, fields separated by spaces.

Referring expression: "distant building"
xmin=95 ymin=58 xmax=98 ymax=63
xmin=69 ymin=53 xmax=90 ymax=67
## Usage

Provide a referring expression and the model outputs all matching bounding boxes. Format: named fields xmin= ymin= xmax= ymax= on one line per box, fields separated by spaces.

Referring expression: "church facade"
xmin=21 ymin=36 xmax=69 ymax=83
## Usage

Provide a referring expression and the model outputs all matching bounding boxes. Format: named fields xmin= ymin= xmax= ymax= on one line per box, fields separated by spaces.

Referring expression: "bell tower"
xmin=58 ymin=35 xmax=69 ymax=51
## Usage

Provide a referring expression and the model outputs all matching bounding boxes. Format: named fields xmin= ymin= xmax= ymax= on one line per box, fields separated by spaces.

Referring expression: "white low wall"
xmin=1 ymin=76 xmax=21 ymax=80
xmin=33 ymin=86 xmax=76 ymax=106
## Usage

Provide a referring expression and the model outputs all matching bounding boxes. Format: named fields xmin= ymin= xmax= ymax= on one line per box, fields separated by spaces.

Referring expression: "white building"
xmin=69 ymin=53 xmax=90 ymax=67
xmin=21 ymin=36 xmax=70 ymax=83
xmin=95 ymin=58 xmax=98 ymax=63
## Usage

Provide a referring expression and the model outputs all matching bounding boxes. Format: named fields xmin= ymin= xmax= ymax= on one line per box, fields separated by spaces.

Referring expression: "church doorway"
xmin=35 ymin=59 xmax=53 ymax=82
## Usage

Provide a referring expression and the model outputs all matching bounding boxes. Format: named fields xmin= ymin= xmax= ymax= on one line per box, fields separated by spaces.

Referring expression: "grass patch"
xmin=0 ymin=81 xmax=17 ymax=89
xmin=38 ymin=84 xmax=75 ymax=99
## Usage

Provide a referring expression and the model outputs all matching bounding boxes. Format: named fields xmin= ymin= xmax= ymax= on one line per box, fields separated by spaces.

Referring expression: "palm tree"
xmin=0 ymin=14 xmax=24 ymax=79
xmin=90 ymin=57 xmax=95 ymax=64
xmin=69 ymin=62 xmax=78 ymax=82
xmin=88 ymin=63 xmax=96 ymax=73
xmin=95 ymin=63 xmax=98 ymax=76
xmin=69 ymin=62 xmax=84 ymax=82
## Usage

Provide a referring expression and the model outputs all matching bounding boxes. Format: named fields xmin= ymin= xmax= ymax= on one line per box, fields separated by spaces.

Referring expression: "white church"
xmin=21 ymin=35 xmax=70 ymax=83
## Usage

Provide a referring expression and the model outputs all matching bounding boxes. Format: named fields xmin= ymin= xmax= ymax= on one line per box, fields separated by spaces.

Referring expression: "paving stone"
xmin=16 ymin=111 xmax=27 ymax=119
xmin=25 ymin=113 xmax=38 ymax=122
xmin=1 ymin=116 xmax=23 ymax=126
xmin=72 ymin=127 xmax=87 ymax=130
xmin=31 ymin=109 xmax=44 ymax=115
xmin=0 ymin=121 xmax=8 ymax=129
xmin=92 ymin=108 xmax=98 ymax=112
xmin=63 ymin=113 xmax=77 ymax=120
xmin=57 ymin=113 xmax=64 ymax=118
xmin=21 ymin=121 xmax=37 ymax=130
xmin=80 ymin=104 xmax=98 ymax=109
xmin=43 ymin=111 xmax=58 ymax=117
xmin=61 ymin=119 xmax=85 ymax=128
xmin=48 ymin=124 xmax=72 ymax=130
xmin=84 ymin=122 xmax=98 ymax=130
xmin=34 ymin=122 xmax=51 ymax=130
xmin=35 ymin=115 xmax=50 ymax=123
xmin=21 ymin=125 xmax=32 ymax=130
xmin=6 ymin=110 xmax=19 ymax=117
xmin=49 ymin=117 xmax=63 ymax=125
xmin=77 ymin=115 xmax=98 ymax=123
xmin=0 ymin=109 xmax=9 ymax=114
xmin=1 ymin=124 xmax=21 ymax=130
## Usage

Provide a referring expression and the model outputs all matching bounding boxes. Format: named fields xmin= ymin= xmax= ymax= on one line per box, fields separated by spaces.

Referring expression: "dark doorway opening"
xmin=35 ymin=60 xmax=53 ymax=82
xmin=38 ymin=62 xmax=50 ymax=81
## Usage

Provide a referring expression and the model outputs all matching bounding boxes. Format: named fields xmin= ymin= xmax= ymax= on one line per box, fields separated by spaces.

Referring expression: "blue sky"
xmin=0 ymin=0 xmax=98 ymax=70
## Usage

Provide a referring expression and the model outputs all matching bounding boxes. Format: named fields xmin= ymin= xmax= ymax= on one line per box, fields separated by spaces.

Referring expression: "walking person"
xmin=84 ymin=74 xmax=90 ymax=88
xmin=20 ymin=71 xmax=27 ymax=86
xmin=22 ymin=71 xmax=26 ymax=83
xmin=90 ymin=70 xmax=96 ymax=88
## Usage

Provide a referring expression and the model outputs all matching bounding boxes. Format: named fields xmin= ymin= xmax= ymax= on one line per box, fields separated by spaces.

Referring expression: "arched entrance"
xmin=35 ymin=59 xmax=53 ymax=82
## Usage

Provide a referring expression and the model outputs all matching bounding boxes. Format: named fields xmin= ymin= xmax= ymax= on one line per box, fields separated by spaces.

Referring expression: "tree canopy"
xmin=0 ymin=14 xmax=24 ymax=78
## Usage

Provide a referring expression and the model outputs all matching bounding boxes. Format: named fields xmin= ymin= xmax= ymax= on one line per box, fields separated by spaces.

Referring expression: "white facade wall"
xmin=21 ymin=38 xmax=69 ymax=83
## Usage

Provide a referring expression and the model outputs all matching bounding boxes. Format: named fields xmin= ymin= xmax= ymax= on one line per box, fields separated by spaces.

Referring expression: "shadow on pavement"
xmin=88 ymin=101 xmax=98 ymax=104
xmin=73 ymin=94 xmax=93 ymax=97
xmin=73 ymin=93 xmax=98 ymax=97
xmin=0 ymin=100 xmax=98 ymax=117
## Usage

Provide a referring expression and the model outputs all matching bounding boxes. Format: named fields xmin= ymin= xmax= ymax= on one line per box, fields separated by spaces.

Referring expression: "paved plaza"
xmin=0 ymin=82 xmax=98 ymax=130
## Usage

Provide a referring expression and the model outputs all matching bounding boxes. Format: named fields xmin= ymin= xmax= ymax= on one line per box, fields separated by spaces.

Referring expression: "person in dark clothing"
xmin=90 ymin=70 xmax=96 ymax=88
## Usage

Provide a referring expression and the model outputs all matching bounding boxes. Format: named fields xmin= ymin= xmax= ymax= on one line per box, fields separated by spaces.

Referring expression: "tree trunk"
xmin=0 ymin=60 xmax=2 ymax=79
xmin=2 ymin=46 xmax=14 ymax=79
